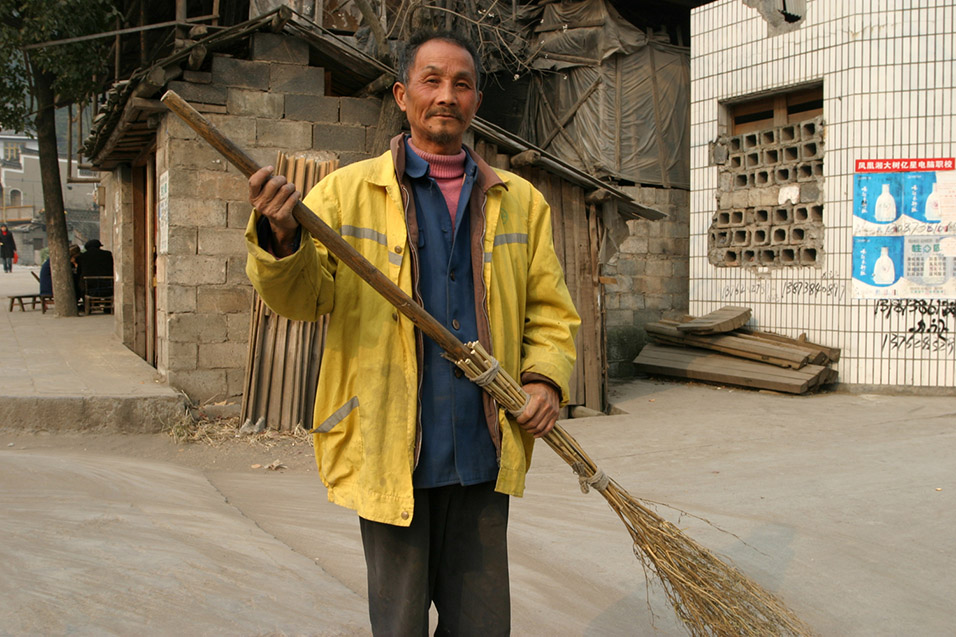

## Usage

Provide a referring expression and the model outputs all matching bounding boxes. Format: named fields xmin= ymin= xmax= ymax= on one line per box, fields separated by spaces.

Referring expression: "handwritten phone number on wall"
xmin=720 ymin=280 xmax=847 ymax=302
xmin=881 ymin=333 xmax=955 ymax=354
xmin=873 ymin=299 xmax=956 ymax=319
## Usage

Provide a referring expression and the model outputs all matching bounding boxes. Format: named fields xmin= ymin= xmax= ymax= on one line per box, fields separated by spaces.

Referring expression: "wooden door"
xmin=131 ymin=156 xmax=157 ymax=366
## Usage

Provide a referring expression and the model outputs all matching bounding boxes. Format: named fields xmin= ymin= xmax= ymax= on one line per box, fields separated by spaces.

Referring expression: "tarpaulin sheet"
xmin=526 ymin=0 xmax=689 ymax=188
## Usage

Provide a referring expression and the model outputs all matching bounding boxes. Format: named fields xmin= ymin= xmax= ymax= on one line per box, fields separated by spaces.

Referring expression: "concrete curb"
xmin=0 ymin=394 xmax=187 ymax=433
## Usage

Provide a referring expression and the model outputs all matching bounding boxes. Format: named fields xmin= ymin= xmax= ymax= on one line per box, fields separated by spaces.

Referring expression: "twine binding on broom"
xmin=446 ymin=340 xmax=813 ymax=637
xmin=572 ymin=462 xmax=610 ymax=493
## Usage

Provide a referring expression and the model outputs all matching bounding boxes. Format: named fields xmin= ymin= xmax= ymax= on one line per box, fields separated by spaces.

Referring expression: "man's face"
xmin=393 ymin=39 xmax=482 ymax=155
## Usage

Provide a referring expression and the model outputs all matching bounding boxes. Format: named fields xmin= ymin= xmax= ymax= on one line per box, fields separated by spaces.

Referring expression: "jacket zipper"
xmin=478 ymin=191 xmax=502 ymax=463
xmin=401 ymin=182 xmax=425 ymax=469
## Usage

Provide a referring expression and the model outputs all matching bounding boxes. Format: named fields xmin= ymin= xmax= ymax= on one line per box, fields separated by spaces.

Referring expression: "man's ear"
xmin=393 ymin=81 xmax=408 ymax=112
xmin=476 ymin=90 xmax=483 ymax=111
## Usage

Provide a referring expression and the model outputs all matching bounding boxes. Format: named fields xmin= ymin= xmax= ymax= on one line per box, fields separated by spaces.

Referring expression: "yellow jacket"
xmin=246 ymin=138 xmax=579 ymax=526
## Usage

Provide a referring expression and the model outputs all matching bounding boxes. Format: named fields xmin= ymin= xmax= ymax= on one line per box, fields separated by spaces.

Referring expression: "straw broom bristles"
xmin=449 ymin=341 xmax=813 ymax=637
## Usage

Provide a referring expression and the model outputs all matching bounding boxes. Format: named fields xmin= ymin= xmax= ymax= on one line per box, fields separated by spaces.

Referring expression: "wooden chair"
xmin=28 ymin=271 xmax=54 ymax=313
xmin=7 ymin=294 xmax=43 ymax=312
xmin=83 ymin=276 xmax=114 ymax=314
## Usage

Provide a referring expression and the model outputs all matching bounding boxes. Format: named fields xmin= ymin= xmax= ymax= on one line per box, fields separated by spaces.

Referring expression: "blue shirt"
xmin=404 ymin=140 xmax=499 ymax=488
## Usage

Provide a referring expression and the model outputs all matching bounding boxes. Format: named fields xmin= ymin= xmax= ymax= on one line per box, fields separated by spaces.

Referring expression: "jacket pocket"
xmin=315 ymin=396 xmax=363 ymax=486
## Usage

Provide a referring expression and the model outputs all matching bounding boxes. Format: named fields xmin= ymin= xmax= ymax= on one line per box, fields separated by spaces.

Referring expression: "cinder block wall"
xmin=100 ymin=167 xmax=136 ymax=347
xmin=603 ymin=187 xmax=690 ymax=377
xmin=152 ymin=32 xmax=380 ymax=403
xmin=708 ymin=116 xmax=825 ymax=268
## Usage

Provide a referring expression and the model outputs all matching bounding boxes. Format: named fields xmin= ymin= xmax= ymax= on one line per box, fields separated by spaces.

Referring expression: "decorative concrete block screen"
xmin=708 ymin=115 xmax=824 ymax=268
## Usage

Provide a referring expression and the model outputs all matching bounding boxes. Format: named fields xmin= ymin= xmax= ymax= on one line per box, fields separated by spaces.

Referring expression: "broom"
xmin=160 ymin=90 xmax=813 ymax=637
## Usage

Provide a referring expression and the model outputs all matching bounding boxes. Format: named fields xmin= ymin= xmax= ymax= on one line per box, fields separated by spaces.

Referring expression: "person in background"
xmin=39 ymin=256 xmax=52 ymax=297
xmin=39 ymin=244 xmax=81 ymax=298
xmin=74 ymin=239 xmax=113 ymax=299
xmin=0 ymin=224 xmax=17 ymax=273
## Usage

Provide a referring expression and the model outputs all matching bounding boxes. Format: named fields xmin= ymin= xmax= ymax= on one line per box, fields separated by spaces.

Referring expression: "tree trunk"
xmin=32 ymin=67 xmax=79 ymax=317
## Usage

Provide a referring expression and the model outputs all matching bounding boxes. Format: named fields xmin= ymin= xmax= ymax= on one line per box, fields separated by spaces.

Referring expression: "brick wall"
xmin=148 ymin=32 xmax=380 ymax=403
xmin=99 ymin=168 xmax=135 ymax=346
xmin=603 ymin=186 xmax=690 ymax=377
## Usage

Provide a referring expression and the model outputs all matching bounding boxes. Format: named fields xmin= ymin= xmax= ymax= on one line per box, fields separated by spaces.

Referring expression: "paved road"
xmin=0 ymin=267 xmax=183 ymax=432
xmin=2 ymin=379 xmax=954 ymax=636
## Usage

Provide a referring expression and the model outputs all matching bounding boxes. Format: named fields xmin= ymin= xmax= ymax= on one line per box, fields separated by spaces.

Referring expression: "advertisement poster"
xmin=852 ymin=158 xmax=956 ymax=299
xmin=158 ymin=170 xmax=169 ymax=255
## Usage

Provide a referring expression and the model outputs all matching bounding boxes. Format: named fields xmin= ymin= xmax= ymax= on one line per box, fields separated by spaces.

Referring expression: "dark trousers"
xmin=1 ymin=257 xmax=12 ymax=272
xmin=359 ymin=481 xmax=511 ymax=637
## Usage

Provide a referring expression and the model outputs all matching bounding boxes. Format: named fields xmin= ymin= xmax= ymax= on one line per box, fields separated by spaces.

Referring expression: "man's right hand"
xmin=249 ymin=166 xmax=301 ymax=258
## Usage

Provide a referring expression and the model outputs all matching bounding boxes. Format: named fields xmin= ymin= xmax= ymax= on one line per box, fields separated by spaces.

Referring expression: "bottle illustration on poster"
xmin=854 ymin=173 xmax=903 ymax=225
xmin=873 ymin=246 xmax=896 ymax=284
xmin=853 ymin=236 xmax=904 ymax=289
xmin=874 ymin=184 xmax=897 ymax=222
xmin=902 ymin=172 xmax=940 ymax=223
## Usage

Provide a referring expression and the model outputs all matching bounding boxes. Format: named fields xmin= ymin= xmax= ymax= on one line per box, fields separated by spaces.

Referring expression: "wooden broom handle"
xmin=160 ymin=90 xmax=470 ymax=361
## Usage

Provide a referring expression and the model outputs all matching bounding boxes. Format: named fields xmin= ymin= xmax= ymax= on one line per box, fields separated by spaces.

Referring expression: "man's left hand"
xmin=516 ymin=382 xmax=560 ymax=438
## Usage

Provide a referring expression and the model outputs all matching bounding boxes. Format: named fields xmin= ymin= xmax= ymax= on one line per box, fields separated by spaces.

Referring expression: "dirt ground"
xmin=4 ymin=380 xmax=956 ymax=636
xmin=1 ymin=421 xmax=318 ymax=475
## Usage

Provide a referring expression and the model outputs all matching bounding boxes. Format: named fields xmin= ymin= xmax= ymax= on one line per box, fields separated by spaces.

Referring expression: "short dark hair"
xmin=397 ymin=30 xmax=482 ymax=90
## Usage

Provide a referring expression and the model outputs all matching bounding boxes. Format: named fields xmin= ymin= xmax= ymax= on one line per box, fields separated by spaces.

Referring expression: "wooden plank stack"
xmin=634 ymin=306 xmax=839 ymax=394
xmin=240 ymin=152 xmax=338 ymax=432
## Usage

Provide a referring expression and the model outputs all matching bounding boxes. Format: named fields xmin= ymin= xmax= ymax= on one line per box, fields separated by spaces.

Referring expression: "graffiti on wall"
xmin=716 ymin=278 xmax=956 ymax=354
xmin=720 ymin=270 xmax=847 ymax=303
xmin=875 ymin=299 xmax=956 ymax=354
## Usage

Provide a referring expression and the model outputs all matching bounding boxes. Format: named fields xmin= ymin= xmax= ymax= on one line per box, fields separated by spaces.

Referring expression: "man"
xmin=246 ymin=31 xmax=579 ymax=635
xmin=74 ymin=239 xmax=114 ymax=301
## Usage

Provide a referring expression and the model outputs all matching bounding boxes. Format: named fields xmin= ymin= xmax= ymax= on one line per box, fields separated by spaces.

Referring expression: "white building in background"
xmin=1 ymin=130 xmax=100 ymax=264
xmin=0 ymin=131 xmax=39 ymax=221
xmin=689 ymin=0 xmax=955 ymax=389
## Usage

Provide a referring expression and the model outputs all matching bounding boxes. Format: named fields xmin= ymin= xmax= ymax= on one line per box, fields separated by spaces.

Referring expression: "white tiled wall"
xmin=690 ymin=0 xmax=956 ymax=387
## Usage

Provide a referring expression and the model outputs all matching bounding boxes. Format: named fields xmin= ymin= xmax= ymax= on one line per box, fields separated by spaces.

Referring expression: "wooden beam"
xmin=676 ymin=306 xmax=752 ymax=334
xmin=356 ymin=72 xmax=395 ymax=98
xmin=270 ymin=5 xmax=293 ymax=32
xmin=646 ymin=322 xmax=810 ymax=369
xmin=510 ymin=149 xmax=541 ymax=168
xmin=635 ymin=344 xmax=827 ymax=395
xmin=187 ymin=43 xmax=208 ymax=70
xmin=585 ymin=188 xmax=613 ymax=205
xmin=129 ymin=97 xmax=167 ymax=113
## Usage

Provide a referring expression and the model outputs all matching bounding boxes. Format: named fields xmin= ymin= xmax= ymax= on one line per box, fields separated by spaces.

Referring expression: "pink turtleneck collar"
xmin=408 ymin=139 xmax=467 ymax=225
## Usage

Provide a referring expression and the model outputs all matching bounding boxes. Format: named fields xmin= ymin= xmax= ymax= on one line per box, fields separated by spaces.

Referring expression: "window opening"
xmin=4 ymin=143 xmax=24 ymax=163
xmin=711 ymin=85 xmax=825 ymax=268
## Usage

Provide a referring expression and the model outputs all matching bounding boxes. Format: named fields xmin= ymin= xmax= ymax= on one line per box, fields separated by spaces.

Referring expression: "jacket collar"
xmin=372 ymin=133 xmax=507 ymax=193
